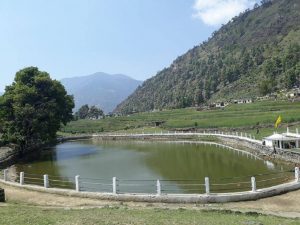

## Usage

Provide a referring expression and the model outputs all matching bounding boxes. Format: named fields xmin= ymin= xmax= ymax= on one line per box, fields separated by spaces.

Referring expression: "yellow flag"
xmin=275 ymin=116 xmax=282 ymax=128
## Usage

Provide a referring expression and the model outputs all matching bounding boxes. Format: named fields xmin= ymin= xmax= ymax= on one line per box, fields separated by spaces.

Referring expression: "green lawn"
xmin=61 ymin=100 xmax=300 ymax=139
xmin=0 ymin=203 xmax=299 ymax=225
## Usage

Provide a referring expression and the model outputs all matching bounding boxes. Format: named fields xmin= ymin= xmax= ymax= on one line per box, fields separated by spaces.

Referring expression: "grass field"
xmin=61 ymin=100 xmax=300 ymax=139
xmin=1 ymin=203 xmax=299 ymax=225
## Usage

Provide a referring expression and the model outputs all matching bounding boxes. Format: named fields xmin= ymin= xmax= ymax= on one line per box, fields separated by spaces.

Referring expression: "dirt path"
xmin=225 ymin=190 xmax=300 ymax=218
xmin=1 ymin=183 xmax=300 ymax=218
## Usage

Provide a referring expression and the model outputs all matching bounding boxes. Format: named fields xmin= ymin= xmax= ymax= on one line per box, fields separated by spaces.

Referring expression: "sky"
xmin=0 ymin=0 xmax=258 ymax=92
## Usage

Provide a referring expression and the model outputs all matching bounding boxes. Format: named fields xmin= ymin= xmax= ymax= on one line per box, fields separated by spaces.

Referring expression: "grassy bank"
xmin=1 ymin=203 xmax=299 ymax=225
xmin=61 ymin=100 xmax=300 ymax=139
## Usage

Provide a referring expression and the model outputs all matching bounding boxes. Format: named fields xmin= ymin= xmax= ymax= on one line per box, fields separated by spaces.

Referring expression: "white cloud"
xmin=193 ymin=0 xmax=256 ymax=26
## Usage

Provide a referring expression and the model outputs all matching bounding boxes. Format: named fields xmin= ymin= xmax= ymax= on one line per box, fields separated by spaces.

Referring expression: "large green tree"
xmin=0 ymin=67 xmax=74 ymax=155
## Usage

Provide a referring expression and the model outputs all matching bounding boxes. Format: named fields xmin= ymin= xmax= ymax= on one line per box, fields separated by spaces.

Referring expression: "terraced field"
xmin=61 ymin=100 xmax=300 ymax=139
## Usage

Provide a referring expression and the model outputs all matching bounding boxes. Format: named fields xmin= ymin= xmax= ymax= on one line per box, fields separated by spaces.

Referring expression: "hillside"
xmin=115 ymin=0 xmax=300 ymax=114
xmin=61 ymin=72 xmax=142 ymax=113
xmin=62 ymin=100 xmax=300 ymax=140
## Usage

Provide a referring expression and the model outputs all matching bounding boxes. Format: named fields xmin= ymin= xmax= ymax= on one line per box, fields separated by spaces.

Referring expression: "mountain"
xmin=115 ymin=0 xmax=300 ymax=114
xmin=61 ymin=72 xmax=142 ymax=113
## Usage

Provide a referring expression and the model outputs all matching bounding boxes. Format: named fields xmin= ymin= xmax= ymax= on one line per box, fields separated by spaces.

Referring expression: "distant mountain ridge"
xmin=61 ymin=72 xmax=142 ymax=113
xmin=115 ymin=0 xmax=300 ymax=114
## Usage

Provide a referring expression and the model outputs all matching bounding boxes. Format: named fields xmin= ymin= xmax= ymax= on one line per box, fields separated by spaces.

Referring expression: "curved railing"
xmin=0 ymin=168 xmax=298 ymax=198
xmin=93 ymin=130 xmax=262 ymax=145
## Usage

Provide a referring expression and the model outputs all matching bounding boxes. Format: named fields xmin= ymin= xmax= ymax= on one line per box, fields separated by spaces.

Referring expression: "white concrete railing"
xmin=0 ymin=168 xmax=299 ymax=203
xmin=0 ymin=168 xmax=298 ymax=195
xmin=93 ymin=130 xmax=262 ymax=145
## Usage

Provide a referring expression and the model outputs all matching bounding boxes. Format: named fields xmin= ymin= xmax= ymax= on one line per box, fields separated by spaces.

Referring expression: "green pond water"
xmin=13 ymin=140 xmax=293 ymax=194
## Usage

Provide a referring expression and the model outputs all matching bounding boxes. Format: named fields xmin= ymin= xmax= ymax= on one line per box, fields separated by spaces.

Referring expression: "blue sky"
xmin=0 ymin=0 xmax=257 ymax=91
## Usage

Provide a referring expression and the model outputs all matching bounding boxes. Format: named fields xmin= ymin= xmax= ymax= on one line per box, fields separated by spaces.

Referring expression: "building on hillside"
xmin=256 ymin=96 xmax=268 ymax=101
xmin=215 ymin=102 xmax=222 ymax=108
xmin=214 ymin=102 xmax=229 ymax=108
xmin=234 ymin=99 xmax=253 ymax=104
xmin=286 ymin=91 xmax=300 ymax=98
xmin=257 ymin=94 xmax=277 ymax=101
xmin=262 ymin=128 xmax=300 ymax=149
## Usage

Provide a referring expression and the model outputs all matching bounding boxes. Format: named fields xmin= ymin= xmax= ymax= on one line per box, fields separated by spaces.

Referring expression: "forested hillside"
xmin=115 ymin=0 xmax=300 ymax=114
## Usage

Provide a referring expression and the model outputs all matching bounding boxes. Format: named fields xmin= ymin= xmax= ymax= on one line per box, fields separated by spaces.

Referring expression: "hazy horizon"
xmin=60 ymin=71 xmax=143 ymax=82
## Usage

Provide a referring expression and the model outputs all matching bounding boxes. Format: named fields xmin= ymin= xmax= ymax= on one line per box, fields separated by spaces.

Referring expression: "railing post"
xmin=296 ymin=128 xmax=299 ymax=134
xmin=205 ymin=177 xmax=210 ymax=194
xmin=251 ymin=177 xmax=256 ymax=192
xmin=3 ymin=169 xmax=8 ymax=181
xmin=75 ymin=175 xmax=80 ymax=192
xmin=43 ymin=174 xmax=49 ymax=188
xmin=112 ymin=177 xmax=117 ymax=194
xmin=295 ymin=167 xmax=299 ymax=183
xmin=20 ymin=172 xmax=24 ymax=185
xmin=156 ymin=179 xmax=161 ymax=196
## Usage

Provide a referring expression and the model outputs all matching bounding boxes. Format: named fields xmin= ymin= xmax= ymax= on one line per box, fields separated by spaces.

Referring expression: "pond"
xmin=13 ymin=139 xmax=293 ymax=194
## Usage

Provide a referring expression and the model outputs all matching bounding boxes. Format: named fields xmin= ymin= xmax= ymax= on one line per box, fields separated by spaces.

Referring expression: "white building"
xmin=263 ymin=128 xmax=300 ymax=149
xmin=215 ymin=102 xmax=228 ymax=108
xmin=215 ymin=103 xmax=222 ymax=108
xmin=236 ymin=99 xmax=252 ymax=104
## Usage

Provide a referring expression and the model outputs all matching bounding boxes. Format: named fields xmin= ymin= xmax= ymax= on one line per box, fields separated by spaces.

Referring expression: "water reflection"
xmin=13 ymin=140 xmax=292 ymax=193
xmin=55 ymin=142 xmax=98 ymax=161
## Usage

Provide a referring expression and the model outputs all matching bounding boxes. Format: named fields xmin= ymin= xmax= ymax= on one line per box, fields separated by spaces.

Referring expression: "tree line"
xmin=75 ymin=104 xmax=104 ymax=120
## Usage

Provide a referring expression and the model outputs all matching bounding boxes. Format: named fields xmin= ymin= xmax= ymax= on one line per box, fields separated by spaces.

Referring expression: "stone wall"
xmin=94 ymin=133 xmax=300 ymax=164
xmin=58 ymin=135 xmax=93 ymax=142
xmin=220 ymin=136 xmax=300 ymax=164
xmin=0 ymin=147 xmax=17 ymax=169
